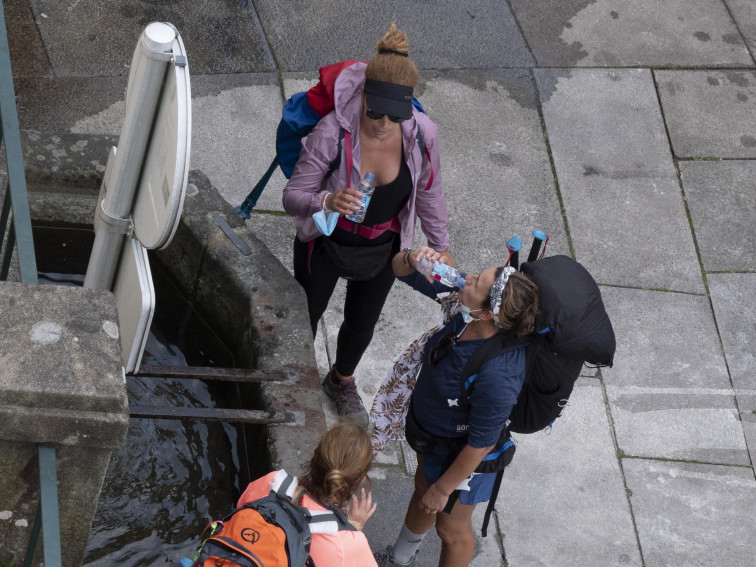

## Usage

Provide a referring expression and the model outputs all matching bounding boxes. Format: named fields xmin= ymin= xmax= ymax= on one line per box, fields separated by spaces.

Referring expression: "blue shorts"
xmin=422 ymin=450 xmax=497 ymax=506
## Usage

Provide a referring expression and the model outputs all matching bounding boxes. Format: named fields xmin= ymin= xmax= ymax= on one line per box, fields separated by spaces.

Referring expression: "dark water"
xmin=33 ymin=224 xmax=249 ymax=566
xmin=81 ymin=331 xmax=241 ymax=566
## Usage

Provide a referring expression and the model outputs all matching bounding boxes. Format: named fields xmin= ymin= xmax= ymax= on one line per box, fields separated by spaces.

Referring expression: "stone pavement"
xmin=7 ymin=0 xmax=756 ymax=564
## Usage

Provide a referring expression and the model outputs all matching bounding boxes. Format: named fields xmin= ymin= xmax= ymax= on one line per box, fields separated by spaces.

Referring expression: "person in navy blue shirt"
xmin=375 ymin=246 xmax=539 ymax=567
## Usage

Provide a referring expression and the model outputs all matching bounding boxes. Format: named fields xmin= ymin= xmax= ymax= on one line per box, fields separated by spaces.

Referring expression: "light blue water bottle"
xmin=417 ymin=256 xmax=467 ymax=288
xmin=346 ymin=172 xmax=376 ymax=223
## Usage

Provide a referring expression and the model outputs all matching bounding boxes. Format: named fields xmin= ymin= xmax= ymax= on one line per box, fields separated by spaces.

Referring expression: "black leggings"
xmin=293 ymin=236 xmax=399 ymax=377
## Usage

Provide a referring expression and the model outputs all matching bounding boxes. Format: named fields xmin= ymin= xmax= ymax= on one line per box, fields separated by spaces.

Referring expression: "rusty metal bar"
xmin=137 ymin=365 xmax=293 ymax=382
xmin=132 ymin=365 xmax=292 ymax=383
xmin=129 ymin=405 xmax=295 ymax=424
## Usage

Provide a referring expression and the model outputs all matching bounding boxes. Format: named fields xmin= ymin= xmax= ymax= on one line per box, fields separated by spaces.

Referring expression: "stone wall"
xmin=0 ymin=283 xmax=128 ymax=566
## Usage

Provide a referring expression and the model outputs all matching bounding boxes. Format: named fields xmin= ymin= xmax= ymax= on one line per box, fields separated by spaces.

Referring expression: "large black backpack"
xmin=461 ymin=254 xmax=615 ymax=434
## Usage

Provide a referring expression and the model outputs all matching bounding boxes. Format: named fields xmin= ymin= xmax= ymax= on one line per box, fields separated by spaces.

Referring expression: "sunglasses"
xmin=365 ymin=108 xmax=406 ymax=124
xmin=429 ymin=332 xmax=457 ymax=367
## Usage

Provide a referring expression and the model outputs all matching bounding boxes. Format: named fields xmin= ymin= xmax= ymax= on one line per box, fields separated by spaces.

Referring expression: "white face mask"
xmin=460 ymin=304 xmax=483 ymax=324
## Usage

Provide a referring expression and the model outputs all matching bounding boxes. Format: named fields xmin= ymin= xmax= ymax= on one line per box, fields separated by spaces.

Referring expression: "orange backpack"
xmin=186 ymin=472 xmax=353 ymax=567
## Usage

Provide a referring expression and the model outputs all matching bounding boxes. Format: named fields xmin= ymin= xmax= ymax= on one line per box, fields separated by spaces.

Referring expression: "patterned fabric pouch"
xmin=370 ymin=292 xmax=461 ymax=453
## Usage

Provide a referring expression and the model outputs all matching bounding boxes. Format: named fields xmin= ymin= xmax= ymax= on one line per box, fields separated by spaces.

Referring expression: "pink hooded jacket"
xmin=282 ymin=62 xmax=450 ymax=251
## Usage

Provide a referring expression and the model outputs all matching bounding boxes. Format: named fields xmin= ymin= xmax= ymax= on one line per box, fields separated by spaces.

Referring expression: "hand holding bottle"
xmin=346 ymin=172 xmax=376 ymax=223
xmin=410 ymin=247 xmax=466 ymax=289
xmin=323 ymin=187 xmax=363 ymax=215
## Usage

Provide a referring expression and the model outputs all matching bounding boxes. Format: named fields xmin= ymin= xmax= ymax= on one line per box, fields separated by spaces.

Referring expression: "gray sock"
xmin=391 ymin=523 xmax=427 ymax=564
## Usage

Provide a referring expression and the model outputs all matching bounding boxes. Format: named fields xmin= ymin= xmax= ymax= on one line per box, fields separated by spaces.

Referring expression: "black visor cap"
xmin=364 ymin=79 xmax=414 ymax=120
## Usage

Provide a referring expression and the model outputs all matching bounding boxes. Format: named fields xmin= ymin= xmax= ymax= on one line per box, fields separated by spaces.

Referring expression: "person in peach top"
xmin=236 ymin=423 xmax=378 ymax=566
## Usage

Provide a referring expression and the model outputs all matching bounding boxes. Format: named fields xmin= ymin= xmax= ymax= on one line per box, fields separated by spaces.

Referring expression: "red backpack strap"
xmin=344 ymin=130 xmax=353 ymax=188
xmin=306 ymin=61 xmax=359 ymax=117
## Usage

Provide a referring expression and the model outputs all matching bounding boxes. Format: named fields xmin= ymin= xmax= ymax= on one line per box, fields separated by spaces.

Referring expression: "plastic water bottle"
xmin=346 ymin=172 xmax=376 ymax=223
xmin=416 ymin=255 xmax=467 ymax=288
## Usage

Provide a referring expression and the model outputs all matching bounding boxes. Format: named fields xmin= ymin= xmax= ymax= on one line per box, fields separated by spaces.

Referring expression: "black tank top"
xmin=330 ymin=148 xmax=412 ymax=246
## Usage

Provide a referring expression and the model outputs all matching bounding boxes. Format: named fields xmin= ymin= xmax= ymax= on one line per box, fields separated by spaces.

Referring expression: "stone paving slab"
xmin=679 ymin=161 xmax=756 ymax=272
xmin=727 ymin=0 xmax=756 ymax=57
xmin=606 ymin=386 xmax=747 ymax=464
xmin=28 ymin=0 xmax=274 ymax=77
xmin=743 ymin=412 xmax=756 ymax=465
xmin=623 ymin=459 xmax=756 ymax=566
xmin=708 ymin=273 xmax=756 ymax=391
xmin=416 ymin=70 xmax=569 ymax=272
xmin=600 ymin=286 xmax=747 ymax=463
xmin=600 ymin=287 xmax=730 ymax=389
xmin=656 ymin=70 xmax=756 ymax=158
xmin=511 ymin=0 xmax=754 ymax=67
xmin=25 ymin=74 xmax=287 ymax=215
xmin=536 ymin=68 xmax=704 ymax=293
xmin=16 ymin=77 xmax=127 ymax=132
xmin=498 ymin=379 xmax=641 ymax=566
xmin=244 ymin=213 xmax=296 ymax=276
xmin=5 ymin=0 xmax=50 ymax=78
xmin=253 ymin=1 xmax=533 ymax=72
xmin=189 ymin=75 xmax=285 ymax=212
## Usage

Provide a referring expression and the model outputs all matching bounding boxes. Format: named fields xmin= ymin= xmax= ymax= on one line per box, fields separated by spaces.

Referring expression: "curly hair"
xmin=365 ymin=22 xmax=419 ymax=89
xmin=298 ymin=423 xmax=373 ymax=508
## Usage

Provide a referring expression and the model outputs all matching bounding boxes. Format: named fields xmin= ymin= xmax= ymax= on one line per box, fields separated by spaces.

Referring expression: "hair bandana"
xmin=489 ymin=266 xmax=516 ymax=328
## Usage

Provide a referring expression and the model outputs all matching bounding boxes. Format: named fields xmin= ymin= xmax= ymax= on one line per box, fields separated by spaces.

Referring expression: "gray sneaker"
xmin=373 ymin=546 xmax=418 ymax=566
xmin=321 ymin=368 xmax=369 ymax=430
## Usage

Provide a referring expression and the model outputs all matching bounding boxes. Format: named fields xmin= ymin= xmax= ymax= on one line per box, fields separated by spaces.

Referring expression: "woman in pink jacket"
xmin=237 ymin=423 xmax=378 ymax=566
xmin=283 ymin=23 xmax=453 ymax=428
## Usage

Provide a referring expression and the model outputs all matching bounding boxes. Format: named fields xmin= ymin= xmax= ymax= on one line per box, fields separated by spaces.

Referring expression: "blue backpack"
xmin=237 ymin=61 xmax=428 ymax=218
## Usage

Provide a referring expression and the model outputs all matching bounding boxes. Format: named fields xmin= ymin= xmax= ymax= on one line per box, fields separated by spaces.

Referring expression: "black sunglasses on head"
xmin=429 ymin=332 xmax=457 ymax=367
xmin=366 ymin=108 xmax=406 ymax=123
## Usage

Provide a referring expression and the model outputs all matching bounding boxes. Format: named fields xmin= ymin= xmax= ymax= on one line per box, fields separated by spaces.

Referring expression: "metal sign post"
xmin=84 ymin=22 xmax=177 ymax=290
xmin=84 ymin=22 xmax=192 ymax=374
xmin=132 ymin=27 xmax=191 ymax=250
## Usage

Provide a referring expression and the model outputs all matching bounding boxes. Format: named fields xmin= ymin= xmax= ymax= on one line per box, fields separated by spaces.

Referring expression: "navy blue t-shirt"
xmin=401 ymin=272 xmax=526 ymax=448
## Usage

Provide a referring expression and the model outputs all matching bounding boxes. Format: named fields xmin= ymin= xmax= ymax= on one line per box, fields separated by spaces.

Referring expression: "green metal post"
xmin=37 ymin=446 xmax=62 ymax=567
xmin=0 ymin=0 xmax=37 ymax=284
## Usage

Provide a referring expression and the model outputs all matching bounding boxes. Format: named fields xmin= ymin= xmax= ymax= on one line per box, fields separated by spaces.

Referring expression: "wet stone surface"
xmin=28 ymin=0 xmax=275 ymax=76
xmin=656 ymin=70 xmax=756 ymax=158
xmin=535 ymin=68 xmax=703 ymax=293
xmin=252 ymin=0 xmax=533 ymax=71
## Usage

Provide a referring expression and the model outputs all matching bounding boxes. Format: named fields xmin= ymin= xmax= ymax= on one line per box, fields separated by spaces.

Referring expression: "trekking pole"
xmin=506 ymin=236 xmax=522 ymax=270
xmin=526 ymin=229 xmax=548 ymax=263
xmin=236 ymin=156 xmax=279 ymax=219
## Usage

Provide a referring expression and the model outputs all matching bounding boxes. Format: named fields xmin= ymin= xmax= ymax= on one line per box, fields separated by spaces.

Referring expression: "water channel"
xmin=33 ymin=223 xmax=263 ymax=565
